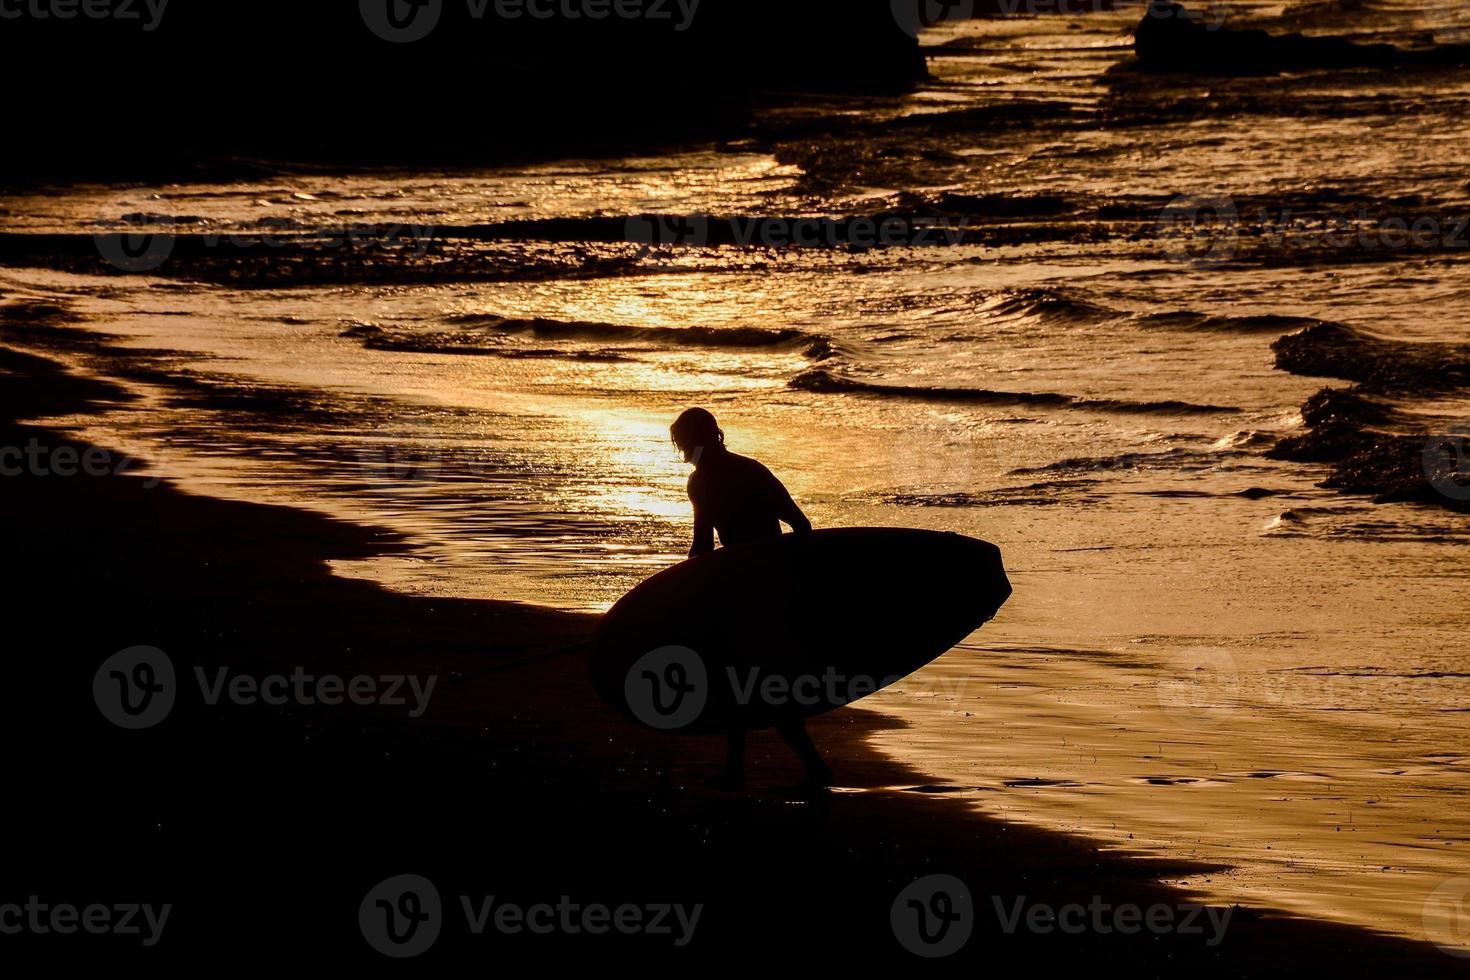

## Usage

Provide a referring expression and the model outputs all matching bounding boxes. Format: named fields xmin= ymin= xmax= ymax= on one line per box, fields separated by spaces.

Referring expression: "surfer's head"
xmin=671 ymin=408 xmax=724 ymax=464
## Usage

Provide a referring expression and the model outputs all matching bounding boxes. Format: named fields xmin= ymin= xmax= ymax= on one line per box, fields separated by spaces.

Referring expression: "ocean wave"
xmin=1267 ymin=322 xmax=1470 ymax=510
xmin=1263 ymin=505 xmax=1470 ymax=540
xmin=1268 ymin=388 xmax=1399 ymax=461
xmin=346 ymin=330 xmax=634 ymax=363
xmin=1273 ymin=321 xmax=1470 ymax=391
xmin=469 ymin=213 xmax=984 ymax=248
xmin=1213 ymin=429 xmax=1281 ymax=451
xmin=345 ymin=317 xmax=835 ymax=359
xmin=1010 ymin=445 xmax=1257 ymax=476
xmin=789 ymin=369 xmax=1239 ymax=416
xmin=1133 ymin=310 xmax=1323 ymax=333
xmin=1267 ymin=385 xmax=1470 ymax=510
xmin=0 ymin=232 xmax=649 ymax=287
xmin=443 ymin=314 xmax=835 ymax=357
xmin=882 ymin=479 xmax=1103 ymax=508
xmin=977 ymin=287 xmax=1112 ymax=325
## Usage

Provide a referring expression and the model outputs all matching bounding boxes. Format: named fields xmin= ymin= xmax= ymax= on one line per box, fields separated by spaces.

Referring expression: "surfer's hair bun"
xmin=671 ymin=407 xmax=723 ymax=449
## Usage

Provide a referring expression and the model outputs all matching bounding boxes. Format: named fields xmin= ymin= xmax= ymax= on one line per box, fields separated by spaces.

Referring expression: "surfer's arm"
xmin=689 ymin=514 xmax=715 ymax=557
xmin=688 ymin=475 xmax=716 ymax=557
xmin=776 ymin=485 xmax=812 ymax=535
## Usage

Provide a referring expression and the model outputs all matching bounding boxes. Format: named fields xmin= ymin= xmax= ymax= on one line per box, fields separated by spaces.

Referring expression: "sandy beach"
xmin=4 ymin=299 xmax=1467 ymax=971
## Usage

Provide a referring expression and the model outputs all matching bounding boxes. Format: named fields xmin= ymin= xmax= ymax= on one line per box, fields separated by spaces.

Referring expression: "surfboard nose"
xmin=945 ymin=532 xmax=1012 ymax=621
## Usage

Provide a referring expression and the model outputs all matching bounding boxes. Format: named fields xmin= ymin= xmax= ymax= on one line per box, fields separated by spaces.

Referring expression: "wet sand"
xmin=4 ymin=331 xmax=1467 ymax=971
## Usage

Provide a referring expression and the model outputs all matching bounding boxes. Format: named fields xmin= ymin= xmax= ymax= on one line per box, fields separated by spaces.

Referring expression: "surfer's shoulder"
xmin=687 ymin=467 xmax=710 ymax=498
xmin=725 ymin=451 xmax=773 ymax=477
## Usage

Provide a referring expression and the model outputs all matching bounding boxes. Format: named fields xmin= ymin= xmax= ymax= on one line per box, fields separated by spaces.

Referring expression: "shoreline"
xmin=3 ymin=314 xmax=1467 ymax=970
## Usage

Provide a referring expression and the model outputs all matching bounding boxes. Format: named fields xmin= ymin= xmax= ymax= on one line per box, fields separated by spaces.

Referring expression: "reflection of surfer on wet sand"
xmin=670 ymin=408 xmax=834 ymax=791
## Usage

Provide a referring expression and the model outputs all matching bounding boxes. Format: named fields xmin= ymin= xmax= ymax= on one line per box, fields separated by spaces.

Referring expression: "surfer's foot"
xmin=705 ymin=770 xmax=746 ymax=792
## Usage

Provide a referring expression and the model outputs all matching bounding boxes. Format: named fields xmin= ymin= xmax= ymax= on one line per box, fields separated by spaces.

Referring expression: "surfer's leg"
xmin=775 ymin=719 xmax=834 ymax=787
xmin=726 ymin=730 xmax=745 ymax=773
xmin=706 ymin=730 xmax=746 ymax=790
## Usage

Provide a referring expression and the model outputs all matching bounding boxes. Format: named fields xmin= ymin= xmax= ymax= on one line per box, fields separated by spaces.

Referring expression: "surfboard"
xmin=589 ymin=527 xmax=1010 ymax=734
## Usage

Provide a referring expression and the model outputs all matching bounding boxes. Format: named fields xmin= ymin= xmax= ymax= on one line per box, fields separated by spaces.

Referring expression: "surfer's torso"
xmin=687 ymin=451 xmax=790 ymax=548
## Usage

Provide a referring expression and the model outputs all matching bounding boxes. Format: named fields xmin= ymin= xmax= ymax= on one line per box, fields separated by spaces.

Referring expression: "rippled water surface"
xmin=4 ymin=4 xmax=1469 ymax=949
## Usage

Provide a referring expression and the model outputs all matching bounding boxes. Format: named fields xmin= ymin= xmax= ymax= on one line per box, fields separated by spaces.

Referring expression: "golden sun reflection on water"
xmin=557 ymin=407 xmax=691 ymax=516
xmin=590 ymin=487 xmax=690 ymax=523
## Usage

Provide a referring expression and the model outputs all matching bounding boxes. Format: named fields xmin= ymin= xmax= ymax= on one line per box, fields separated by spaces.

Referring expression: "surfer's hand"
xmin=780 ymin=496 xmax=812 ymax=535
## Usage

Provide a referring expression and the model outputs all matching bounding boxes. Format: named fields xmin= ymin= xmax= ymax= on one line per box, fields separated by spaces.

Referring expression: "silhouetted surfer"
xmin=670 ymin=408 xmax=832 ymax=791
